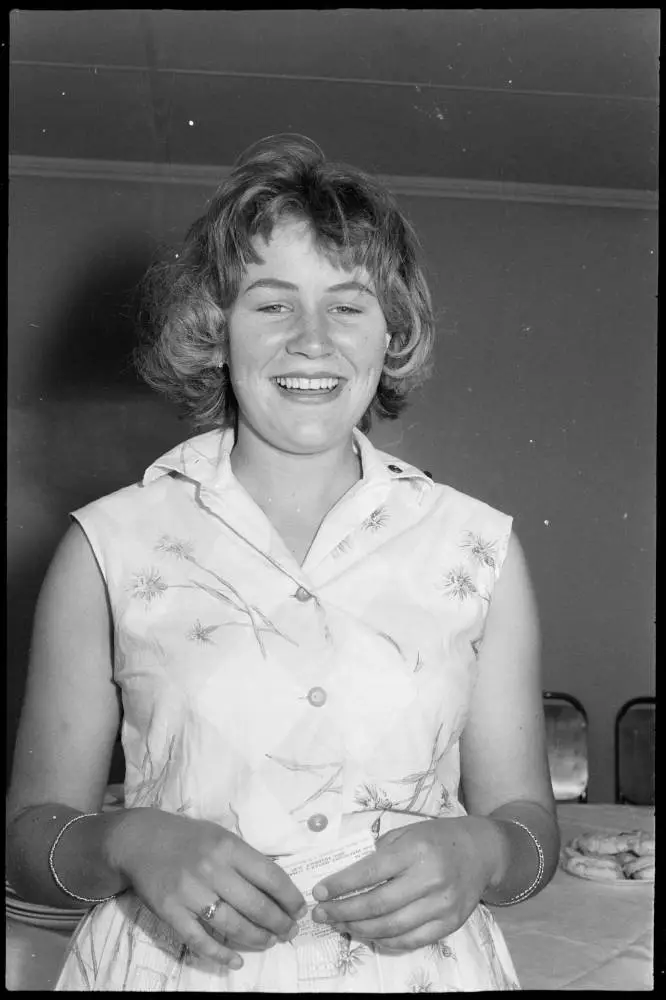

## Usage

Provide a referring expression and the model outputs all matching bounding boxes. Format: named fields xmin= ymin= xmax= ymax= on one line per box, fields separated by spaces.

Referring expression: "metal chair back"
xmin=615 ymin=697 xmax=655 ymax=805
xmin=543 ymin=691 xmax=589 ymax=802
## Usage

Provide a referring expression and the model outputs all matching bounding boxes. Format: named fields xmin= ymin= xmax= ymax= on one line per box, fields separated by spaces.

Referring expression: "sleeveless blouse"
xmin=55 ymin=426 xmax=520 ymax=992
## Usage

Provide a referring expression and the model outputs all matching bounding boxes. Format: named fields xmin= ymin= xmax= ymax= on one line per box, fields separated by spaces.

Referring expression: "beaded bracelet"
xmin=490 ymin=819 xmax=546 ymax=907
xmin=48 ymin=813 xmax=117 ymax=904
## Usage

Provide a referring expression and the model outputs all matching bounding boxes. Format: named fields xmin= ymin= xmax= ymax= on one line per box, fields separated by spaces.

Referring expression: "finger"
xmin=312 ymin=848 xmax=405 ymax=902
xmin=331 ymin=896 xmax=445 ymax=942
xmin=313 ymin=872 xmax=426 ymax=925
xmin=218 ymin=936 xmax=276 ymax=953
xmin=374 ymin=826 xmax=410 ymax=850
xmin=207 ymin=925 xmax=277 ymax=954
xmin=201 ymin=899 xmax=280 ymax=950
xmin=216 ymin=870 xmax=301 ymax=939
xmin=167 ymin=910 xmax=244 ymax=969
xmin=372 ymin=920 xmax=451 ymax=954
xmin=237 ymin=851 xmax=307 ymax=919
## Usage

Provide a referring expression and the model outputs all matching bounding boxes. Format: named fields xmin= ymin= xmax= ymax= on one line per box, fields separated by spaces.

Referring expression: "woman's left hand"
xmin=311 ymin=817 xmax=502 ymax=952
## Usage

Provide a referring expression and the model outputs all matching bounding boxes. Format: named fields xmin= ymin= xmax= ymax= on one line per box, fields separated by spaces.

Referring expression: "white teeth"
xmin=275 ymin=376 xmax=339 ymax=390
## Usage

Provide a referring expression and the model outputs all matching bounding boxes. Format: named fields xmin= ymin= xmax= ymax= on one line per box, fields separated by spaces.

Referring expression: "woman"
xmin=7 ymin=134 xmax=559 ymax=992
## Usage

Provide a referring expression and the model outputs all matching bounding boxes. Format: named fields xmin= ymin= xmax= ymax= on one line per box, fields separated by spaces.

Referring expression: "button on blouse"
xmin=307 ymin=686 xmax=327 ymax=707
xmin=307 ymin=813 xmax=329 ymax=832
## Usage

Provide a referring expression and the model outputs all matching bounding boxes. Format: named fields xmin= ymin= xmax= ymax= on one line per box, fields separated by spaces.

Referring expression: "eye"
xmin=331 ymin=305 xmax=362 ymax=315
xmin=257 ymin=303 xmax=289 ymax=314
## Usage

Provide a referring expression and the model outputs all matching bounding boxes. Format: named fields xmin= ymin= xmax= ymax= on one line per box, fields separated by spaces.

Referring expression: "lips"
xmin=271 ymin=373 xmax=346 ymax=400
xmin=273 ymin=376 xmax=340 ymax=391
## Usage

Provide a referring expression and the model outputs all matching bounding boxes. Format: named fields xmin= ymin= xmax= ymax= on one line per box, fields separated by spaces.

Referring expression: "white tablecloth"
xmin=494 ymin=803 xmax=654 ymax=991
xmin=6 ymin=804 xmax=654 ymax=991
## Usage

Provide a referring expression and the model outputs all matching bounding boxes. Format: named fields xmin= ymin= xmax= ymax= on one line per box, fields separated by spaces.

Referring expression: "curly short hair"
xmin=135 ymin=134 xmax=435 ymax=433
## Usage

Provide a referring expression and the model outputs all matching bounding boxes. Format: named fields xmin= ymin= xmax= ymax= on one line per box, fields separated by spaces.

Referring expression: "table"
xmin=494 ymin=803 xmax=654 ymax=991
xmin=6 ymin=804 xmax=654 ymax=991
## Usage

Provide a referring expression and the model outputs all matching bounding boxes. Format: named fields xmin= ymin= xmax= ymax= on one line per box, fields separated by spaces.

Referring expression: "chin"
xmin=272 ymin=421 xmax=352 ymax=454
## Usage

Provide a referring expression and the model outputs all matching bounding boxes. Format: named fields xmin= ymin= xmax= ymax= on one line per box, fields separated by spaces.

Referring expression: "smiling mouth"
xmin=272 ymin=376 xmax=341 ymax=392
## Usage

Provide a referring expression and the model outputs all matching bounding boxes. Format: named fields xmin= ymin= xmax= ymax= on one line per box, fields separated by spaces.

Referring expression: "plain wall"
xmin=8 ymin=174 xmax=656 ymax=801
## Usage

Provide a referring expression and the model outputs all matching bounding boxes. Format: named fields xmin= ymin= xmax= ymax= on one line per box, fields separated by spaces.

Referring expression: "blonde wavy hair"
xmin=135 ymin=134 xmax=435 ymax=432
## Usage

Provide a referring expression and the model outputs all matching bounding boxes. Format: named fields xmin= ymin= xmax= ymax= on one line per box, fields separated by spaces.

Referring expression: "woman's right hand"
xmin=104 ymin=807 xmax=307 ymax=969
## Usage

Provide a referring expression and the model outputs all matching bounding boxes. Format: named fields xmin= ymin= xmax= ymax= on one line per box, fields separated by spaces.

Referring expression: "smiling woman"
xmin=6 ymin=133 xmax=559 ymax=993
xmin=224 ymin=217 xmax=392 ymax=461
xmin=135 ymin=133 xmax=434 ymax=433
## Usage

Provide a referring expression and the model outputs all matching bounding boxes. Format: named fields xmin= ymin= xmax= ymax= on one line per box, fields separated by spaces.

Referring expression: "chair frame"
xmin=543 ymin=690 xmax=588 ymax=721
xmin=542 ymin=690 xmax=588 ymax=803
xmin=614 ymin=695 xmax=655 ymax=805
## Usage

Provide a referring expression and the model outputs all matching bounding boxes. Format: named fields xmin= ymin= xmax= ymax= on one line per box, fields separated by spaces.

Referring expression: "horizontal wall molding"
xmin=12 ymin=59 xmax=658 ymax=104
xmin=9 ymin=154 xmax=658 ymax=211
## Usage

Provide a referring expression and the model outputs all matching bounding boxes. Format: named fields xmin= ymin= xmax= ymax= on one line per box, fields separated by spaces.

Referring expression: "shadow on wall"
xmin=36 ymin=242 xmax=153 ymax=398
xmin=7 ymin=242 xmax=188 ymax=784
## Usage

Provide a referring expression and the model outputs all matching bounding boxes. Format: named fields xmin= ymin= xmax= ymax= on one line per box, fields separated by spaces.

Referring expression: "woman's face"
xmin=225 ymin=217 xmax=389 ymax=455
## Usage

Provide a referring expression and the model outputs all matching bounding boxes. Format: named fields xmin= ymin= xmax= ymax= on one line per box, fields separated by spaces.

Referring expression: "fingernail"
xmin=312 ymin=884 xmax=328 ymax=901
xmin=229 ymin=956 xmax=243 ymax=970
xmin=287 ymin=925 xmax=300 ymax=942
xmin=266 ymin=935 xmax=277 ymax=948
xmin=296 ymin=903 xmax=308 ymax=919
xmin=312 ymin=906 xmax=329 ymax=923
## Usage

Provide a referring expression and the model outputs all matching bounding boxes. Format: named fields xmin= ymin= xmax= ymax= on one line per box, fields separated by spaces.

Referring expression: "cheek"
xmin=228 ymin=337 xmax=268 ymax=385
xmin=355 ymin=333 xmax=388 ymax=379
xmin=343 ymin=320 xmax=387 ymax=364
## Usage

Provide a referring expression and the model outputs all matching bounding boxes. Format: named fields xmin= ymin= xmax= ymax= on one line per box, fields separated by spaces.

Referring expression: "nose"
xmin=287 ymin=310 xmax=333 ymax=358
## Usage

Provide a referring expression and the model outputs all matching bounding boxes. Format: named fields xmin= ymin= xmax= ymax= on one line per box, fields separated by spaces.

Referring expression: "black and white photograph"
xmin=7 ymin=10 xmax=657 ymax=992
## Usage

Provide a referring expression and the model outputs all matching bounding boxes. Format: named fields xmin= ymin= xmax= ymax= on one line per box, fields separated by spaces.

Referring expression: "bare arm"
xmin=460 ymin=531 xmax=560 ymax=901
xmin=6 ymin=521 xmax=129 ymax=907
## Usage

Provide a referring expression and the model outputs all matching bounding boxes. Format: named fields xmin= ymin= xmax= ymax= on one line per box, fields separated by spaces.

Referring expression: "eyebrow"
xmin=243 ymin=278 xmax=375 ymax=296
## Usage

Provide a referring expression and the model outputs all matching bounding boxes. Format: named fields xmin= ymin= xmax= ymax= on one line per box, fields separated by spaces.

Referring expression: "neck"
xmin=230 ymin=423 xmax=363 ymax=516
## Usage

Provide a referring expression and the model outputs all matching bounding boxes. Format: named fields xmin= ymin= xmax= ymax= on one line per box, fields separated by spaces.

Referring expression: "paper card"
xmin=274 ymin=829 xmax=376 ymax=945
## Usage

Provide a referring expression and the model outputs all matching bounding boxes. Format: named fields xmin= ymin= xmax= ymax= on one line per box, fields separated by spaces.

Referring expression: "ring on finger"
xmin=200 ymin=898 xmax=223 ymax=923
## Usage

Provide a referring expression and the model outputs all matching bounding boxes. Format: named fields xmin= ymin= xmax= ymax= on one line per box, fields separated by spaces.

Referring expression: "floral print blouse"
xmin=55 ymin=426 xmax=520 ymax=992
